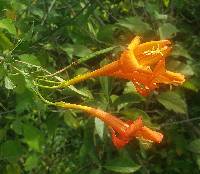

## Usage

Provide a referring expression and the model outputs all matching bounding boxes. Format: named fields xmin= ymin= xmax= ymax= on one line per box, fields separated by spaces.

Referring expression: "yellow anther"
xmin=143 ymin=44 xmax=168 ymax=57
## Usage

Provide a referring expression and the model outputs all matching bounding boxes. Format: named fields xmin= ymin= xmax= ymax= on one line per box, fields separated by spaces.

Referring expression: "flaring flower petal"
xmin=134 ymin=40 xmax=172 ymax=66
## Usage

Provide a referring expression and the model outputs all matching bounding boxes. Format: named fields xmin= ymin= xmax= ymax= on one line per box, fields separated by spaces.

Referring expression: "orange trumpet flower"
xmin=55 ymin=101 xmax=163 ymax=149
xmin=41 ymin=36 xmax=185 ymax=96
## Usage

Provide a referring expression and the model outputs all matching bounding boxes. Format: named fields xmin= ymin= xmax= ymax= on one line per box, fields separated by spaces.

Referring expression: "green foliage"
xmin=0 ymin=0 xmax=200 ymax=173
xmin=157 ymin=91 xmax=187 ymax=114
xmin=104 ymin=152 xmax=141 ymax=173
xmin=0 ymin=19 xmax=16 ymax=36
xmin=4 ymin=76 xmax=16 ymax=89
xmin=0 ymin=140 xmax=23 ymax=162
xmin=117 ymin=17 xmax=151 ymax=34
xmin=159 ymin=23 xmax=178 ymax=39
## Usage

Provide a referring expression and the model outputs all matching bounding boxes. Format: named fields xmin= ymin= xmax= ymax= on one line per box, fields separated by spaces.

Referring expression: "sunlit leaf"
xmin=104 ymin=155 xmax=141 ymax=173
xmin=77 ymin=46 xmax=117 ymax=64
xmin=24 ymin=154 xmax=39 ymax=171
xmin=95 ymin=118 xmax=104 ymax=139
xmin=163 ymin=0 xmax=170 ymax=7
xmin=122 ymin=108 xmax=156 ymax=128
xmin=4 ymin=76 xmax=16 ymax=89
xmin=18 ymin=54 xmax=41 ymax=66
xmin=0 ymin=19 xmax=16 ymax=35
xmin=0 ymin=32 xmax=13 ymax=50
xmin=159 ymin=23 xmax=178 ymax=39
xmin=183 ymin=79 xmax=200 ymax=92
xmin=5 ymin=164 xmax=21 ymax=174
xmin=189 ymin=139 xmax=200 ymax=153
xmin=117 ymin=17 xmax=151 ymax=34
xmin=61 ymin=44 xmax=92 ymax=60
xmin=172 ymin=44 xmax=192 ymax=60
xmin=113 ymin=93 xmax=145 ymax=106
xmin=167 ymin=60 xmax=194 ymax=76
xmin=157 ymin=91 xmax=187 ymax=114
xmin=64 ymin=110 xmax=79 ymax=129
xmin=22 ymin=123 xmax=44 ymax=152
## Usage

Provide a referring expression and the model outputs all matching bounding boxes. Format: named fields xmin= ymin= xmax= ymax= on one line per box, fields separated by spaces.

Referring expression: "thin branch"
xmin=95 ymin=0 xmax=118 ymax=22
xmin=0 ymin=110 xmax=15 ymax=116
xmin=38 ymin=62 xmax=76 ymax=78
xmin=32 ymin=86 xmax=55 ymax=105
xmin=161 ymin=117 xmax=200 ymax=127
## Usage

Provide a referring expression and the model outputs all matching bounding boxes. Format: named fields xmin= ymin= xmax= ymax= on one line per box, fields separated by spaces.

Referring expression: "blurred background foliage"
xmin=0 ymin=0 xmax=200 ymax=173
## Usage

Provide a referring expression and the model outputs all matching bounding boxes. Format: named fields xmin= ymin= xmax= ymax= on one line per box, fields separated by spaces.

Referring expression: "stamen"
xmin=143 ymin=44 xmax=168 ymax=57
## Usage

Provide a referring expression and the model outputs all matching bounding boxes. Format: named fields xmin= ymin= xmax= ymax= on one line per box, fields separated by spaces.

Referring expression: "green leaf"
xmin=77 ymin=46 xmax=117 ymax=64
xmin=157 ymin=91 xmax=187 ymax=114
xmin=182 ymin=79 xmax=200 ymax=92
xmin=75 ymin=45 xmax=92 ymax=57
xmin=104 ymin=155 xmax=141 ymax=173
xmin=46 ymin=115 xmax=61 ymax=135
xmin=99 ymin=76 xmax=113 ymax=101
xmin=95 ymin=118 xmax=104 ymax=140
xmin=99 ymin=59 xmax=113 ymax=101
xmin=97 ymin=25 xmax=114 ymax=42
xmin=113 ymin=93 xmax=145 ymax=107
xmin=15 ymin=90 xmax=34 ymax=113
xmin=0 ymin=129 xmax=6 ymax=141
xmin=24 ymin=154 xmax=39 ymax=171
xmin=31 ymin=8 xmax=44 ymax=19
xmin=18 ymin=54 xmax=41 ymax=66
xmin=79 ymin=120 xmax=97 ymax=163
xmin=89 ymin=169 xmax=102 ymax=174
xmin=172 ymin=44 xmax=192 ymax=60
xmin=163 ymin=0 xmax=170 ymax=7
xmin=189 ymin=139 xmax=200 ymax=154
xmin=154 ymin=11 xmax=168 ymax=20
xmin=61 ymin=44 xmax=92 ymax=60
xmin=68 ymin=85 xmax=93 ymax=98
xmin=196 ymin=155 xmax=200 ymax=170
xmin=167 ymin=60 xmax=194 ymax=76
xmin=159 ymin=23 xmax=179 ymax=39
xmin=123 ymin=82 xmax=137 ymax=93
xmin=4 ymin=76 xmax=16 ymax=89
xmin=5 ymin=164 xmax=21 ymax=174
xmin=11 ymin=120 xmax=23 ymax=135
xmin=0 ymin=140 xmax=23 ymax=162
xmin=114 ymin=93 xmax=145 ymax=111
xmin=64 ymin=111 xmax=79 ymax=129
xmin=145 ymin=3 xmax=159 ymax=17
xmin=117 ymin=17 xmax=151 ymax=34
xmin=22 ymin=123 xmax=44 ymax=152
xmin=0 ymin=19 xmax=16 ymax=35
xmin=10 ymin=74 xmax=26 ymax=93
xmin=0 ymin=32 xmax=13 ymax=50
xmin=122 ymin=108 xmax=155 ymax=128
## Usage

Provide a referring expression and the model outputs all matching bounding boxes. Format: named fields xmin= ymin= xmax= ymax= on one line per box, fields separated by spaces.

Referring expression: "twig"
xmin=0 ymin=110 xmax=15 ymax=116
xmin=32 ymin=86 xmax=55 ymax=105
xmin=39 ymin=62 xmax=76 ymax=78
xmin=161 ymin=117 xmax=200 ymax=127
xmin=38 ymin=45 xmax=117 ymax=78
xmin=95 ymin=0 xmax=118 ymax=22
xmin=70 ymin=1 xmax=91 ymax=22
